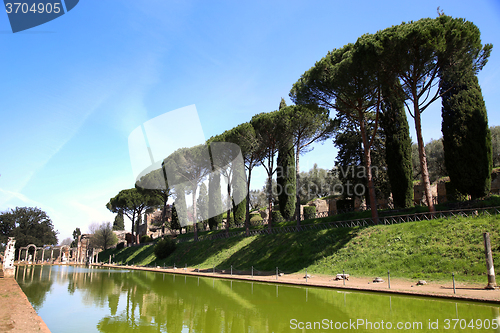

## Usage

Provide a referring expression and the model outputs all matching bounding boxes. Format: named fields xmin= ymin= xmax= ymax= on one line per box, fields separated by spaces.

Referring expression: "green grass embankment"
xmin=174 ymin=195 xmax=500 ymax=241
xmin=99 ymin=214 xmax=500 ymax=283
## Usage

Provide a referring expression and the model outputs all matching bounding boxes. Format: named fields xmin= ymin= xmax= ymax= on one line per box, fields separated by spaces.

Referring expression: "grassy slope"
xmin=175 ymin=195 xmax=500 ymax=240
xmin=99 ymin=214 xmax=500 ymax=283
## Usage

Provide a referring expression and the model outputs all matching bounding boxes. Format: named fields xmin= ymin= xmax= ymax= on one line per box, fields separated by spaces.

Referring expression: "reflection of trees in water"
xmin=19 ymin=266 xmax=500 ymax=332
xmin=96 ymin=272 xmax=353 ymax=333
xmin=65 ymin=268 xmax=124 ymax=308
xmin=16 ymin=265 xmax=54 ymax=311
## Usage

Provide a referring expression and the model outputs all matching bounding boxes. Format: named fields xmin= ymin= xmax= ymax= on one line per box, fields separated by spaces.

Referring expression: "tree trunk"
xmin=414 ymin=105 xmax=435 ymax=212
xmin=162 ymin=199 xmax=167 ymax=226
xmin=245 ymin=169 xmax=252 ymax=237
xmin=135 ymin=212 xmax=140 ymax=244
xmin=295 ymin=145 xmax=301 ymax=227
xmin=192 ymin=187 xmax=198 ymax=241
xmin=226 ymin=183 xmax=231 ymax=237
xmin=359 ymin=116 xmax=379 ymax=224
xmin=131 ymin=211 xmax=136 ymax=245
xmin=267 ymin=175 xmax=273 ymax=231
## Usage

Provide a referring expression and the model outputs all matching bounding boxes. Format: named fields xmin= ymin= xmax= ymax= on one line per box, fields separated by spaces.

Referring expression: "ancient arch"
xmin=26 ymin=244 xmax=37 ymax=262
xmin=59 ymin=245 xmax=70 ymax=263
xmin=16 ymin=244 xmax=38 ymax=262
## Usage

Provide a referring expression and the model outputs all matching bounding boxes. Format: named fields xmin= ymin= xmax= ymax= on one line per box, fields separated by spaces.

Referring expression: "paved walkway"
xmin=97 ymin=264 xmax=500 ymax=304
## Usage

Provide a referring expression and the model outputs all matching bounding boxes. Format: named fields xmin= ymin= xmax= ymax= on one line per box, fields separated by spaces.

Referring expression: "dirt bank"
xmin=0 ymin=277 xmax=51 ymax=333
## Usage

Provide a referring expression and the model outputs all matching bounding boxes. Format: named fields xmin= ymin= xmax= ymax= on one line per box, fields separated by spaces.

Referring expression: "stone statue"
xmin=62 ymin=251 xmax=68 ymax=264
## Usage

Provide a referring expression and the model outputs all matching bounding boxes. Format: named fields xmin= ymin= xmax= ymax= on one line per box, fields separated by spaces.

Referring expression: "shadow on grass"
xmin=99 ymin=244 xmax=156 ymax=265
xmin=159 ymin=235 xmax=247 ymax=268
xmin=209 ymin=228 xmax=360 ymax=275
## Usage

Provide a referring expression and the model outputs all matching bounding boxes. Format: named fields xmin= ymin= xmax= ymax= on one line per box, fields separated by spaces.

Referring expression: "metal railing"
xmin=176 ymin=206 xmax=500 ymax=243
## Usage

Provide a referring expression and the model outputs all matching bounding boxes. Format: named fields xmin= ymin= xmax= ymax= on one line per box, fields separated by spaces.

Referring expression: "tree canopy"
xmin=106 ymin=188 xmax=161 ymax=244
xmin=223 ymin=121 xmax=263 ymax=235
xmin=290 ymin=40 xmax=383 ymax=223
xmin=89 ymin=222 xmax=118 ymax=250
xmin=135 ymin=167 xmax=172 ymax=226
xmin=163 ymin=144 xmax=212 ymax=241
xmin=250 ymin=110 xmax=285 ymax=228
xmin=278 ymin=104 xmax=335 ymax=224
xmin=365 ymin=15 xmax=492 ymax=211
xmin=0 ymin=207 xmax=58 ymax=250
xmin=292 ymin=15 xmax=492 ymax=215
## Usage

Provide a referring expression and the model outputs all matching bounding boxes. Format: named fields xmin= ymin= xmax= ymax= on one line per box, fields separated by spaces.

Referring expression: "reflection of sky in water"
xmin=16 ymin=265 xmax=500 ymax=333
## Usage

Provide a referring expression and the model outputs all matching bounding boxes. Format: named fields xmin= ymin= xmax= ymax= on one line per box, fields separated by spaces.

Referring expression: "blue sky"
xmin=1 ymin=0 xmax=499 ymax=242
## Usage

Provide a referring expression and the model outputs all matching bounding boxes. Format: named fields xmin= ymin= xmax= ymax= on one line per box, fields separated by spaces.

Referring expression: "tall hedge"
xmin=441 ymin=69 xmax=492 ymax=199
xmin=380 ymin=89 xmax=414 ymax=208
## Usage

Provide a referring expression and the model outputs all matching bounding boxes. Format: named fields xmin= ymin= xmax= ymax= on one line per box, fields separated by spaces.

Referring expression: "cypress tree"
xmin=112 ymin=211 xmax=125 ymax=230
xmin=441 ymin=69 xmax=492 ymax=199
xmin=173 ymin=185 xmax=188 ymax=233
xmin=197 ymin=183 xmax=209 ymax=230
xmin=208 ymin=170 xmax=223 ymax=230
xmin=380 ymin=91 xmax=414 ymax=208
xmin=276 ymin=144 xmax=296 ymax=220
xmin=170 ymin=203 xmax=181 ymax=233
xmin=232 ymin=158 xmax=247 ymax=226
xmin=276 ymin=98 xmax=296 ymax=220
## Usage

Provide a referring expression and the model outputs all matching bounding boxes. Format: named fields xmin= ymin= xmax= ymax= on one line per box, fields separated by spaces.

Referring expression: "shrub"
xmin=140 ymin=235 xmax=152 ymax=244
xmin=154 ymin=238 xmax=176 ymax=259
xmin=116 ymin=242 xmax=125 ymax=250
xmin=197 ymin=221 xmax=207 ymax=232
xmin=272 ymin=210 xmax=285 ymax=223
xmin=249 ymin=213 xmax=263 ymax=225
xmin=303 ymin=206 xmax=316 ymax=220
xmin=479 ymin=195 xmax=500 ymax=207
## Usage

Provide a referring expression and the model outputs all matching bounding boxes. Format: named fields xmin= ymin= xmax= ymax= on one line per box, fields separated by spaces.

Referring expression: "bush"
xmin=140 ymin=235 xmax=153 ymax=244
xmin=303 ymin=206 xmax=316 ymax=220
xmin=250 ymin=213 xmax=263 ymax=225
xmin=154 ymin=238 xmax=176 ymax=260
xmin=272 ymin=210 xmax=285 ymax=223
xmin=116 ymin=242 xmax=125 ymax=250
xmin=479 ymin=195 xmax=500 ymax=207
